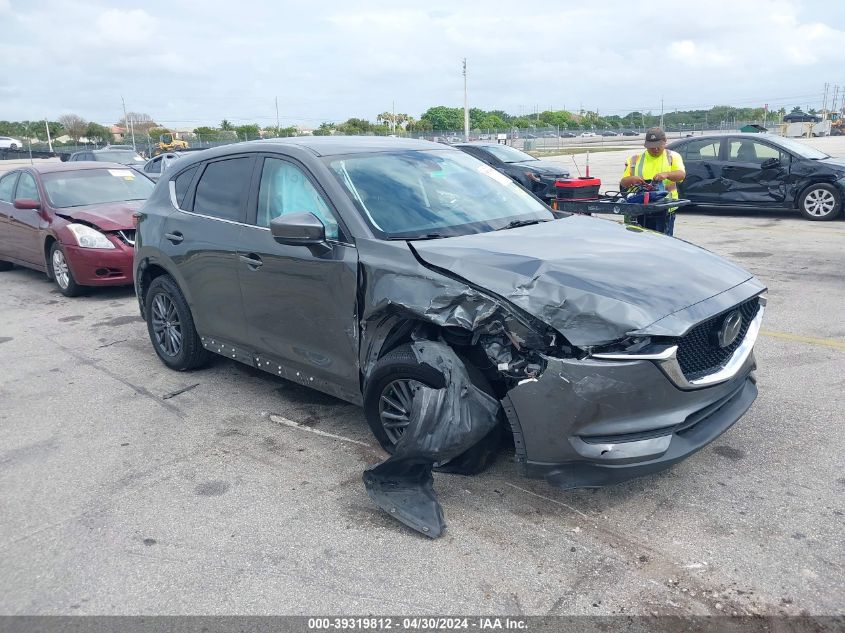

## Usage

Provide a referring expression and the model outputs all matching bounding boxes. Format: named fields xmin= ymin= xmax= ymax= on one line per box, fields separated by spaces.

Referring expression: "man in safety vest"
xmin=619 ymin=127 xmax=686 ymax=236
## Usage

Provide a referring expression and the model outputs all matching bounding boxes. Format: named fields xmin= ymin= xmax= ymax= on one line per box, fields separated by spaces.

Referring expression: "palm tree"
xmin=220 ymin=119 xmax=234 ymax=131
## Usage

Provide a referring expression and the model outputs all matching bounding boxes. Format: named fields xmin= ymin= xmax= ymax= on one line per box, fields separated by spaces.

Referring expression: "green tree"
xmin=419 ymin=106 xmax=464 ymax=131
xmin=312 ymin=122 xmax=335 ymax=136
xmin=264 ymin=126 xmax=298 ymax=137
xmin=193 ymin=126 xmax=219 ymax=137
xmin=147 ymin=126 xmax=170 ymax=140
xmin=85 ymin=122 xmax=113 ymax=145
xmin=234 ymin=123 xmax=261 ymax=140
xmin=220 ymin=119 xmax=234 ymax=131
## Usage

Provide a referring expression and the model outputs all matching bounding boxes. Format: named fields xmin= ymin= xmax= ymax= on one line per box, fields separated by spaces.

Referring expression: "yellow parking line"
xmin=760 ymin=330 xmax=845 ymax=350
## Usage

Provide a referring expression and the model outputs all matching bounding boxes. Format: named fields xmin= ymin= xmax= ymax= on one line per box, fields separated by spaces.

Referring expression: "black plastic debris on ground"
xmin=362 ymin=340 xmax=500 ymax=538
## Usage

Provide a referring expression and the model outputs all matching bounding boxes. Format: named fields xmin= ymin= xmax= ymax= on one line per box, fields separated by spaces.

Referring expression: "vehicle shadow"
xmin=2 ymin=265 xmax=136 ymax=301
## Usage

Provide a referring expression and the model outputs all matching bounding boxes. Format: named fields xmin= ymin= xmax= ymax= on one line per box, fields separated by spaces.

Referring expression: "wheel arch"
xmin=792 ymin=177 xmax=842 ymax=207
xmin=42 ymin=234 xmax=58 ymax=279
xmin=135 ymin=257 xmax=187 ymax=320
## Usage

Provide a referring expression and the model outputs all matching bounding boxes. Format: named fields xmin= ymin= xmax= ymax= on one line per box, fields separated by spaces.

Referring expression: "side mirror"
xmin=270 ymin=212 xmax=328 ymax=248
xmin=14 ymin=198 xmax=41 ymax=210
xmin=760 ymin=157 xmax=781 ymax=170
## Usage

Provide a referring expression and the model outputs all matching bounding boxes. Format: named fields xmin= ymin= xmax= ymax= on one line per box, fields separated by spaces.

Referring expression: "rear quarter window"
xmin=172 ymin=165 xmax=198 ymax=208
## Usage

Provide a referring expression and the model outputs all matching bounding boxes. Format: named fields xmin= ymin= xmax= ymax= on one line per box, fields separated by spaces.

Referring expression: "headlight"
xmin=66 ymin=223 xmax=115 ymax=249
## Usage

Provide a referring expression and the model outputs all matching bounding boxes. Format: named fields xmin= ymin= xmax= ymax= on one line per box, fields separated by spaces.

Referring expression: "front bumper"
xmin=64 ymin=239 xmax=134 ymax=286
xmin=502 ymin=351 xmax=758 ymax=489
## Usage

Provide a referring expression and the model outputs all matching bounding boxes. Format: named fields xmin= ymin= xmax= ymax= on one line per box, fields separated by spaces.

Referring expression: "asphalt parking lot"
xmin=0 ymin=151 xmax=843 ymax=617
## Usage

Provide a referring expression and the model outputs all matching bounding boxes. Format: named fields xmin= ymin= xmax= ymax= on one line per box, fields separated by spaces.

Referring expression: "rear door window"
xmin=192 ymin=157 xmax=254 ymax=222
xmin=728 ymin=140 xmax=789 ymax=164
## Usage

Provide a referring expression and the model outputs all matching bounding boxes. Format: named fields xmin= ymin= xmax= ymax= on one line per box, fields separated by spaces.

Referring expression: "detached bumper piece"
xmin=363 ymin=341 xmax=500 ymax=539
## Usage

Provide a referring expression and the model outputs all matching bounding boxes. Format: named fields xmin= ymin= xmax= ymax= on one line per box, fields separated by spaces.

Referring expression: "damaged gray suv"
xmin=134 ymin=137 xmax=765 ymax=537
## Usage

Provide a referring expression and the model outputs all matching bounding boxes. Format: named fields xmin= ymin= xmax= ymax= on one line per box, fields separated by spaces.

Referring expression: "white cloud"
xmin=0 ymin=0 xmax=842 ymax=125
xmin=95 ymin=9 xmax=157 ymax=45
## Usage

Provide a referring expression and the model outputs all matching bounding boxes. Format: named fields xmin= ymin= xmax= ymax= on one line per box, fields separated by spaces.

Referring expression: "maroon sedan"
xmin=0 ymin=162 xmax=154 ymax=296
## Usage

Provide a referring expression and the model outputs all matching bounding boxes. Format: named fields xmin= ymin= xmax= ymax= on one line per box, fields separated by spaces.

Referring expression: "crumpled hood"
xmin=57 ymin=201 xmax=141 ymax=231
xmin=411 ymin=215 xmax=756 ymax=346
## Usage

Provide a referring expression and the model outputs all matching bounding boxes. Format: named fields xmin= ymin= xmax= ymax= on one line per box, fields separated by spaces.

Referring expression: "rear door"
xmin=237 ymin=154 xmax=360 ymax=400
xmin=676 ymin=138 xmax=724 ymax=204
xmin=718 ymin=138 xmax=790 ymax=206
xmin=161 ymin=155 xmax=256 ymax=357
xmin=6 ymin=171 xmax=45 ymax=266
xmin=0 ymin=171 xmax=20 ymax=261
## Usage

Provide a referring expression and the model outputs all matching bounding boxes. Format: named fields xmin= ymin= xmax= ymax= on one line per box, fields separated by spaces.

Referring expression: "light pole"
xmin=462 ymin=58 xmax=469 ymax=142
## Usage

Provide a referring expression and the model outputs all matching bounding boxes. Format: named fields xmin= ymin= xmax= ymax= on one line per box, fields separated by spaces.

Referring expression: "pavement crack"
xmin=162 ymin=383 xmax=200 ymax=400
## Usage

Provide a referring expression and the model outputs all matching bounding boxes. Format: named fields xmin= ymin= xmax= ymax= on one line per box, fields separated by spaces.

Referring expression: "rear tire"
xmin=49 ymin=242 xmax=85 ymax=297
xmin=144 ymin=274 xmax=211 ymax=371
xmin=364 ymin=344 xmax=504 ymax=474
xmin=798 ymin=183 xmax=841 ymax=221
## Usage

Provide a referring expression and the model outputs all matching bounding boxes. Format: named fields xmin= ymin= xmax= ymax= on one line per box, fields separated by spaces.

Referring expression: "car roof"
xmin=669 ymin=133 xmax=783 ymax=144
xmin=24 ymin=161 xmax=136 ymax=174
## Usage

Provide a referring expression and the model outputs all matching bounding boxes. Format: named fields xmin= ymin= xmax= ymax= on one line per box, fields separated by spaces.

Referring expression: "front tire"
xmin=798 ymin=183 xmax=842 ymax=220
xmin=49 ymin=242 xmax=84 ymax=297
xmin=363 ymin=344 xmax=504 ymax=474
xmin=144 ymin=275 xmax=210 ymax=370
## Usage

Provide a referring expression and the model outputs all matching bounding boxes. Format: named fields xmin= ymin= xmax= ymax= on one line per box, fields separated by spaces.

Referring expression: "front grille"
xmin=676 ymin=298 xmax=760 ymax=381
xmin=117 ymin=229 xmax=136 ymax=246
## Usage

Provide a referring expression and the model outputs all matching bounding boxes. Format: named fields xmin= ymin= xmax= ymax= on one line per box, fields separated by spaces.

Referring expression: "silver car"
xmin=141 ymin=152 xmax=183 ymax=181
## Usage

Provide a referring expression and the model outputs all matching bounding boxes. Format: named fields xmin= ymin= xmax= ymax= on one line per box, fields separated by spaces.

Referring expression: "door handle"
xmin=239 ymin=253 xmax=263 ymax=269
xmin=164 ymin=231 xmax=183 ymax=244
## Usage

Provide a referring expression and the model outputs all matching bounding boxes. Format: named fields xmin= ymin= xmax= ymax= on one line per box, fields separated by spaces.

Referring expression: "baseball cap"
xmin=644 ymin=127 xmax=667 ymax=148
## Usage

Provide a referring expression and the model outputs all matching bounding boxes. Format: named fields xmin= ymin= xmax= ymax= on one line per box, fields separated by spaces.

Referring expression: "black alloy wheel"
xmin=151 ymin=292 xmax=182 ymax=357
xmin=144 ymin=274 xmax=210 ymax=371
xmin=378 ymin=378 xmax=424 ymax=445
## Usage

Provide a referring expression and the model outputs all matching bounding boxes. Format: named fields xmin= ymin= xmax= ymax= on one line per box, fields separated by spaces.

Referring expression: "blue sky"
xmin=1 ymin=0 xmax=844 ymax=127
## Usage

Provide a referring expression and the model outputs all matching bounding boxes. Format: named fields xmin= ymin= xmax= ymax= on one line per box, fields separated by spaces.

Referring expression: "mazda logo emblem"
xmin=717 ymin=310 xmax=743 ymax=348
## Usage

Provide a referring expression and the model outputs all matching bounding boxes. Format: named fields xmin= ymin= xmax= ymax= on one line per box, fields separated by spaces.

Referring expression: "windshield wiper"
xmin=387 ymin=233 xmax=446 ymax=242
xmin=496 ymin=218 xmax=550 ymax=231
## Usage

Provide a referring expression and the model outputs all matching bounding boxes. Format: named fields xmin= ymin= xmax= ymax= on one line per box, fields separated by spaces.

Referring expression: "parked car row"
xmin=1 ymin=136 xmax=768 ymax=535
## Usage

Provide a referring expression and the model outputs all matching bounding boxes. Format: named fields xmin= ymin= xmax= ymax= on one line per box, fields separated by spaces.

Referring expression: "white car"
xmin=0 ymin=136 xmax=23 ymax=150
xmin=580 ymin=131 xmax=597 ymax=138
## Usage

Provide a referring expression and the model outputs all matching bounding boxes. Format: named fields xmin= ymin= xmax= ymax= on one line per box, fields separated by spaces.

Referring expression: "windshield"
xmin=771 ymin=136 xmax=829 ymax=159
xmin=42 ymin=168 xmax=155 ymax=208
xmin=327 ymin=149 xmax=552 ymax=239
xmin=478 ymin=144 xmax=537 ymax=163
xmin=94 ymin=150 xmax=146 ymax=164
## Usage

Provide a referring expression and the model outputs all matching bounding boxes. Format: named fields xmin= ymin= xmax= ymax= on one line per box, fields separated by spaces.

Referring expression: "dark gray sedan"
xmin=454 ymin=142 xmax=570 ymax=199
xmin=134 ymin=137 xmax=765 ymax=537
xmin=668 ymin=133 xmax=845 ymax=220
